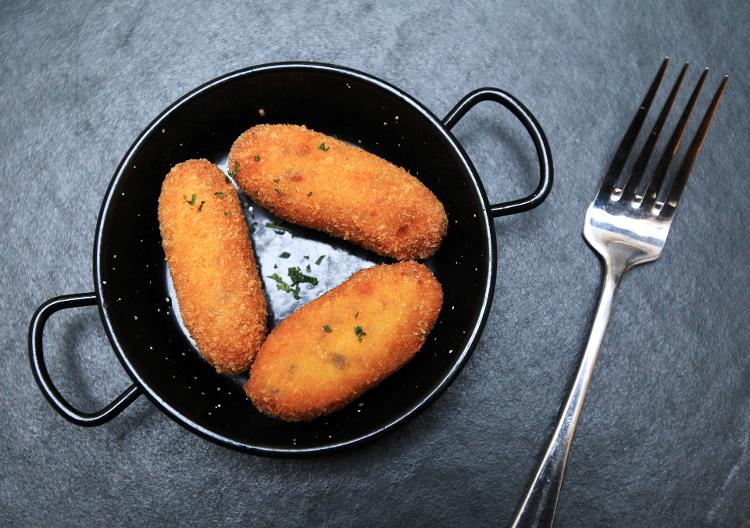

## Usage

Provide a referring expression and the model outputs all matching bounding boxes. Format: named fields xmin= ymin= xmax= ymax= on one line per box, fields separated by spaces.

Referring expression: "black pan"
xmin=29 ymin=62 xmax=552 ymax=456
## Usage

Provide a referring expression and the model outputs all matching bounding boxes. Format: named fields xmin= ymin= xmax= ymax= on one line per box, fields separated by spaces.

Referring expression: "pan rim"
xmin=93 ymin=61 xmax=497 ymax=456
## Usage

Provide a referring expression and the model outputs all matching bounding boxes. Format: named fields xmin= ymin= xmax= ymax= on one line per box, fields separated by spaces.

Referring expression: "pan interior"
xmin=96 ymin=65 xmax=493 ymax=453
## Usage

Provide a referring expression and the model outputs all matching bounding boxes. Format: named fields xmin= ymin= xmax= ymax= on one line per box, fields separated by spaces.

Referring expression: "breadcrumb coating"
xmin=246 ymin=261 xmax=443 ymax=421
xmin=158 ymin=159 xmax=267 ymax=374
xmin=228 ymin=124 xmax=448 ymax=260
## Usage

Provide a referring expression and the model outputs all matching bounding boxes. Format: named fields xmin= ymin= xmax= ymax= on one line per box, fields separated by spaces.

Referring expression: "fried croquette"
xmin=158 ymin=159 xmax=267 ymax=374
xmin=228 ymin=124 xmax=448 ymax=260
xmin=245 ymin=261 xmax=443 ymax=421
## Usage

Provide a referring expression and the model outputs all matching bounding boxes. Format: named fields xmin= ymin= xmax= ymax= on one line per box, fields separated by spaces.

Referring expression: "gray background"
xmin=2 ymin=0 xmax=748 ymax=526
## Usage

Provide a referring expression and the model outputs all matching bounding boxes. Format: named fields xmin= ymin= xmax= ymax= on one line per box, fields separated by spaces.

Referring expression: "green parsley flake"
xmin=319 ymin=142 xmax=329 ymax=151
xmin=224 ymin=211 xmax=232 ymax=216
xmin=227 ymin=161 xmax=239 ymax=178
xmin=305 ymin=264 xmax=311 ymax=272
xmin=279 ymin=251 xmax=290 ymax=259
xmin=273 ymin=178 xmax=280 ymax=183
xmin=214 ymin=192 xmax=225 ymax=199
xmin=265 ymin=222 xmax=291 ymax=234
xmin=323 ymin=325 xmax=332 ymax=333
xmin=268 ymin=267 xmax=319 ymax=300
xmin=253 ymin=155 xmax=261 ymax=161
xmin=288 ymin=266 xmax=318 ymax=287
xmin=355 ymin=326 xmax=366 ymax=341
xmin=315 ymin=255 xmax=325 ymax=265
xmin=268 ymin=273 xmax=295 ymax=297
xmin=197 ymin=200 xmax=206 ymax=211
xmin=184 ymin=194 xmax=197 ymax=206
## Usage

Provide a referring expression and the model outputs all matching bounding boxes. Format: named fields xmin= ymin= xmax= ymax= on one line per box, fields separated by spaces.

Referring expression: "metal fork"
xmin=510 ymin=58 xmax=728 ymax=528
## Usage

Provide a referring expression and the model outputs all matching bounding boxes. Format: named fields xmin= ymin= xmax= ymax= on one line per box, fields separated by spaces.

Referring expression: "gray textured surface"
xmin=2 ymin=0 xmax=749 ymax=526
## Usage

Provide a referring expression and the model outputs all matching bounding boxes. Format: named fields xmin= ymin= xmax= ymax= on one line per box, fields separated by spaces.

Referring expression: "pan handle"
xmin=28 ymin=292 xmax=141 ymax=426
xmin=442 ymin=88 xmax=553 ymax=217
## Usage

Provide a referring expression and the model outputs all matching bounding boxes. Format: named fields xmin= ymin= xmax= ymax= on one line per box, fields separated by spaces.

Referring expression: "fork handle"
xmin=509 ymin=260 xmax=625 ymax=528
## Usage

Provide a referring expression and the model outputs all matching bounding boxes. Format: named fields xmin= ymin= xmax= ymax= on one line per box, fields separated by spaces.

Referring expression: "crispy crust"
xmin=228 ymin=124 xmax=448 ymax=260
xmin=245 ymin=261 xmax=443 ymax=421
xmin=157 ymin=159 xmax=267 ymax=374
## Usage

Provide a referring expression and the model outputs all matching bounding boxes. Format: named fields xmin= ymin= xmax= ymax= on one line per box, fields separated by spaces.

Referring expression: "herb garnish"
xmin=288 ymin=266 xmax=318 ymax=287
xmin=305 ymin=264 xmax=311 ymax=272
xmin=315 ymin=255 xmax=325 ymax=265
xmin=273 ymin=178 xmax=280 ymax=183
xmin=224 ymin=211 xmax=232 ymax=216
xmin=214 ymin=192 xmax=225 ymax=199
xmin=319 ymin=142 xmax=329 ymax=151
xmin=355 ymin=326 xmax=366 ymax=341
xmin=265 ymin=222 xmax=291 ymax=234
xmin=279 ymin=251 xmax=290 ymax=259
xmin=268 ymin=266 xmax=318 ymax=300
xmin=323 ymin=325 xmax=332 ymax=333
xmin=274 ymin=188 xmax=281 ymax=195
xmin=197 ymin=200 xmax=206 ymax=211
xmin=184 ymin=194 xmax=197 ymax=206
xmin=268 ymin=273 xmax=295 ymax=296
xmin=227 ymin=161 xmax=239 ymax=178
xmin=253 ymin=155 xmax=261 ymax=161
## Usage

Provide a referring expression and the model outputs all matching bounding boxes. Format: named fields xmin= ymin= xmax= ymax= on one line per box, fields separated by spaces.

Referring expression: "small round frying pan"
xmin=28 ymin=62 xmax=553 ymax=455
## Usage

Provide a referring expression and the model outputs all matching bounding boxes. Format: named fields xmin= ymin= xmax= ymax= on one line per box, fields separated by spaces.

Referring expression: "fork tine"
xmin=642 ymin=68 xmax=708 ymax=209
xmin=659 ymin=75 xmax=728 ymax=219
xmin=597 ymin=58 xmax=669 ymax=198
xmin=620 ymin=63 xmax=688 ymax=203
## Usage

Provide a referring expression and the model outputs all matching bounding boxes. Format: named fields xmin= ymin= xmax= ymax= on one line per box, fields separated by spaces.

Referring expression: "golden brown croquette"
xmin=228 ymin=125 xmax=448 ymax=260
xmin=245 ymin=261 xmax=443 ymax=421
xmin=158 ymin=159 xmax=267 ymax=374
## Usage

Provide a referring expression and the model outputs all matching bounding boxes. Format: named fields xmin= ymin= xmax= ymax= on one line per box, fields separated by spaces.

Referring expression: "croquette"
xmin=158 ymin=159 xmax=267 ymax=374
xmin=245 ymin=261 xmax=443 ymax=421
xmin=228 ymin=124 xmax=448 ymax=260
